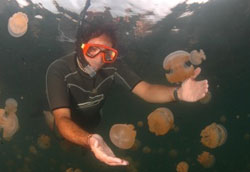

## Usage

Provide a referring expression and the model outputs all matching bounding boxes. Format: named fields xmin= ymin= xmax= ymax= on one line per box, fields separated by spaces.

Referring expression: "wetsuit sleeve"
xmin=113 ymin=60 xmax=142 ymax=91
xmin=46 ymin=61 xmax=70 ymax=111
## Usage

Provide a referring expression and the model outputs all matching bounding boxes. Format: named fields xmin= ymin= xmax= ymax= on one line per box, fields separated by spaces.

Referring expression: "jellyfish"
xmin=168 ymin=149 xmax=178 ymax=158
xmin=142 ymin=146 xmax=151 ymax=154
xmin=43 ymin=111 xmax=54 ymax=130
xmin=5 ymin=98 xmax=18 ymax=113
xmin=189 ymin=49 xmax=206 ymax=65
xmin=163 ymin=50 xmax=194 ymax=83
xmin=199 ymin=91 xmax=211 ymax=104
xmin=0 ymin=109 xmax=19 ymax=141
xmin=29 ymin=145 xmax=38 ymax=154
xmin=130 ymin=139 xmax=141 ymax=151
xmin=176 ymin=161 xmax=189 ymax=172
xmin=197 ymin=151 xmax=215 ymax=168
xmin=8 ymin=12 xmax=28 ymax=37
xmin=137 ymin=121 xmax=143 ymax=127
xmin=200 ymin=122 xmax=227 ymax=148
xmin=147 ymin=107 xmax=174 ymax=136
xmin=109 ymin=124 xmax=136 ymax=149
xmin=37 ymin=134 xmax=51 ymax=149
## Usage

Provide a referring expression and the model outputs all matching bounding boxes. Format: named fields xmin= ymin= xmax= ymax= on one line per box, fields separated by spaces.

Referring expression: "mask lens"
xmin=86 ymin=46 xmax=101 ymax=58
xmin=104 ymin=50 xmax=116 ymax=62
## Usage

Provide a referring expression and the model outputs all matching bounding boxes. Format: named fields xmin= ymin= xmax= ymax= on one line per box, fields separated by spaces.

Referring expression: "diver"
xmin=45 ymin=0 xmax=208 ymax=166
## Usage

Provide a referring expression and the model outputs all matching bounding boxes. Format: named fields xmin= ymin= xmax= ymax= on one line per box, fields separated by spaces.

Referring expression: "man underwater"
xmin=46 ymin=10 xmax=208 ymax=166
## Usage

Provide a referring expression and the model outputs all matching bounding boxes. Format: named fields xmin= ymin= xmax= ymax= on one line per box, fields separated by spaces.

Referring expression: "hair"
xmin=75 ymin=14 xmax=117 ymax=50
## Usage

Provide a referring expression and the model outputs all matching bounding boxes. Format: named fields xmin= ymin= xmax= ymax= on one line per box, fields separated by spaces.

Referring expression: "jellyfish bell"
xmin=147 ymin=107 xmax=174 ymax=136
xmin=0 ymin=109 xmax=19 ymax=141
xmin=109 ymin=124 xmax=136 ymax=149
xmin=189 ymin=49 xmax=206 ymax=65
xmin=163 ymin=50 xmax=194 ymax=83
xmin=37 ymin=134 xmax=51 ymax=149
xmin=176 ymin=161 xmax=189 ymax=172
xmin=197 ymin=151 xmax=215 ymax=168
xmin=8 ymin=12 xmax=28 ymax=37
xmin=5 ymin=98 xmax=18 ymax=114
xmin=200 ymin=122 xmax=227 ymax=148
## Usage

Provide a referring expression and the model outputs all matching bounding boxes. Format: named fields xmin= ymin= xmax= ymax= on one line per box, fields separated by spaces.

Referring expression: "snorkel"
xmin=75 ymin=0 xmax=97 ymax=77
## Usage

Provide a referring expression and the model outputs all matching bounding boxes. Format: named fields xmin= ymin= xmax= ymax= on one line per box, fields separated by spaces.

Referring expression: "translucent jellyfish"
xmin=5 ymin=98 xmax=18 ymax=113
xmin=37 ymin=134 xmax=51 ymax=149
xmin=197 ymin=151 xmax=215 ymax=168
xmin=131 ymin=139 xmax=141 ymax=151
xmin=29 ymin=145 xmax=38 ymax=154
xmin=199 ymin=91 xmax=211 ymax=104
xmin=142 ymin=146 xmax=151 ymax=154
xmin=0 ymin=109 xmax=19 ymax=141
xmin=219 ymin=115 xmax=227 ymax=123
xmin=109 ymin=124 xmax=136 ymax=149
xmin=168 ymin=149 xmax=178 ymax=158
xmin=189 ymin=49 xmax=206 ymax=65
xmin=137 ymin=121 xmax=143 ymax=127
xmin=176 ymin=161 xmax=189 ymax=172
xmin=43 ymin=111 xmax=54 ymax=130
xmin=8 ymin=12 xmax=28 ymax=37
xmin=200 ymin=122 xmax=227 ymax=148
xmin=147 ymin=107 xmax=174 ymax=136
xmin=163 ymin=50 xmax=194 ymax=83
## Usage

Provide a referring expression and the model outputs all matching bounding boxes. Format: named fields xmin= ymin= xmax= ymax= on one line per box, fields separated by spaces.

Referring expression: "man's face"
xmin=84 ymin=34 xmax=113 ymax=70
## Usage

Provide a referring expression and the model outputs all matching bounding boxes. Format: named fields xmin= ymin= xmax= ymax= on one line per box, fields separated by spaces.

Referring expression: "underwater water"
xmin=0 ymin=0 xmax=250 ymax=171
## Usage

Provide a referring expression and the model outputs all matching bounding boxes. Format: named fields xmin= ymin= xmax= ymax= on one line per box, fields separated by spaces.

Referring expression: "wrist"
xmin=87 ymin=134 xmax=93 ymax=148
xmin=173 ymin=88 xmax=180 ymax=101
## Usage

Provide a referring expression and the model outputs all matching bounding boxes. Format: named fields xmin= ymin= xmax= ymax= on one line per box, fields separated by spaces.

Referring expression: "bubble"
xmin=109 ymin=124 xmax=136 ymax=149
xmin=197 ymin=151 xmax=215 ymax=168
xmin=0 ymin=109 xmax=19 ymax=141
xmin=189 ymin=49 xmax=206 ymax=65
xmin=147 ymin=107 xmax=174 ymax=136
xmin=200 ymin=122 xmax=227 ymax=148
xmin=37 ymin=134 xmax=51 ymax=149
xmin=163 ymin=50 xmax=194 ymax=83
xmin=176 ymin=161 xmax=189 ymax=172
xmin=8 ymin=12 xmax=28 ymax=37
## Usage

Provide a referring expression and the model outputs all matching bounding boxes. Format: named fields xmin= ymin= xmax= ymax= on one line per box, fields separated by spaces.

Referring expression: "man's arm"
xmin=132 ymin=68 xmax=208 ymax=103
xmin=53 ymin=108 xmax=91 ymax=148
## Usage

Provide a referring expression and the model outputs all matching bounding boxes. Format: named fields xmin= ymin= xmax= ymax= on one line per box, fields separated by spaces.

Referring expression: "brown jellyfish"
xmin=168 ymin=149 xmax=178 ymax=158
xmin=176 ymin=161 xmax=189 ymax=172
xmin=197 ymin=151 xmax=215 ymax=168
xmin=0 ymin=109 xmax=19 ymax=141
xmin=109 ymin=124 xmax=136 ymax=149
xmin=43 ymin=111 xmax=54 ymax=130
xmin=163 ymin=50 xmax=194 ymax=83
xmin=29 ymin=145 xmax=38 ymax=155
xmin=5 ymin=98 xmax=18 ymax=114
xmin=137 ymin=121 xmax=143 ymax=127
xmin=189 ymin=49 xmax=206 ymax=65
xmin=142 ymin=146 xmax=151 ymax=154
xmin=8 ymin=12 xmax=28 ymax=37
xmin=199 ymin=91 xmax=211 ymax=104
xmin=37 ymin=134 xmax=51 ymax=149
xmin=200 ymin=122 xmax=227 ymax=148
xmin=147 ymin=107 xmax=174 ymax=136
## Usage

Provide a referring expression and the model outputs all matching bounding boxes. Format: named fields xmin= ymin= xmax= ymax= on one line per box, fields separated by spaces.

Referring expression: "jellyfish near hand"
xmin=200 ymin=122 xmax=227 ymax=148
xmin=5 ymin=98 xmax=18 ymax=114
xmin=109 ymin=124 xmax=136 ymax=149
xmin=189 ymin=49 xmax=206 ymax=65
xmin=0 ymin=109 xmax=19 ymax=141
xmin=163 ymin=50 xmax=194 ymax=83
xmin=147 ymin=107 xmax=174 ymax=136
xmin=8 ymin=12 xmax=28 ymax=37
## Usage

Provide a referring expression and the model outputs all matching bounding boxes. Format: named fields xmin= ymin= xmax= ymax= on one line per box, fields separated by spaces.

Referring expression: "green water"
xmin=0 ymin=0 xmax=249 ymax=171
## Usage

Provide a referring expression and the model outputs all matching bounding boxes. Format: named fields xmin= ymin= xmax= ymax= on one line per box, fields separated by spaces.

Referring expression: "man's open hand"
xmin=89 ymin=134 xmax=129 ymax=166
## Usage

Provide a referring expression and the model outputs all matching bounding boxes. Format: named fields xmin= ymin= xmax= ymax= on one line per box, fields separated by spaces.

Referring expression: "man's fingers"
xmin=105 ymin=157 xmax=129 ymax=166
xmin=191 ymin=67 xmax=201 ymax=79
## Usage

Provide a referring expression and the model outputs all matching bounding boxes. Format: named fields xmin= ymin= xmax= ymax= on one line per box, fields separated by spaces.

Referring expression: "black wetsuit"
xmin=46 ymin=53 xmax=141 ymax=131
